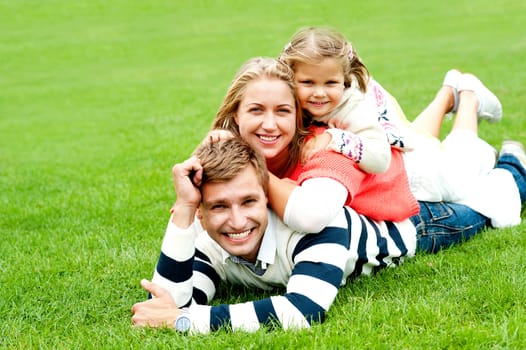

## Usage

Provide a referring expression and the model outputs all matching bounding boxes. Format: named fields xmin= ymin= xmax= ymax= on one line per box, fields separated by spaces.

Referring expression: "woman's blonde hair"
xmin=279 ymin=26 xmax=370 ymax=92
xmin=212 ymin=57 xmax=308 ymax=177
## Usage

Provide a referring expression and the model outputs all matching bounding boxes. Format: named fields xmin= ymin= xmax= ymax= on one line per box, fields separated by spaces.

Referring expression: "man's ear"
xmin=196 ymin=207 xmax=206 ymax=230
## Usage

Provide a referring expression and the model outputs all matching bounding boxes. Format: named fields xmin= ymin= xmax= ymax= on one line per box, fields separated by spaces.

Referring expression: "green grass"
xmin=1 ymin=0 xmax=525 ymax=348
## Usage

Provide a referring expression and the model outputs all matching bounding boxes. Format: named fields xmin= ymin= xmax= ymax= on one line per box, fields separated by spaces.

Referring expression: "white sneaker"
xmin=500 ymin=140 xmax=526 ymax=169
xmin=458 ymin=73 xmax=502 ymax=123
xmin=442 ymin=69 xmax=461 ymax=115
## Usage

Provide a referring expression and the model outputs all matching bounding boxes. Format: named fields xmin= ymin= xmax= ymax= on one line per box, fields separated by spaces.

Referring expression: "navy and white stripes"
xmin=151 ymin=208 xmax=416 ymax=333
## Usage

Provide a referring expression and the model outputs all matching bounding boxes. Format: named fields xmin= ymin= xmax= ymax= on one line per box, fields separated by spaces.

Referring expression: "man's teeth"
xmin=227 ymin=229 xmax=250 ymax=239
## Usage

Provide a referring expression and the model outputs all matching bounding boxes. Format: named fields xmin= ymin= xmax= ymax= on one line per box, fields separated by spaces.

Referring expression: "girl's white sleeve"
xmin=283 ymin=177 xmax=347 ymax=233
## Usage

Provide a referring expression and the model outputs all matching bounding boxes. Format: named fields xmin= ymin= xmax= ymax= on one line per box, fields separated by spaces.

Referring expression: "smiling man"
xmin=131 ymin=138 xmax=416 ymax=334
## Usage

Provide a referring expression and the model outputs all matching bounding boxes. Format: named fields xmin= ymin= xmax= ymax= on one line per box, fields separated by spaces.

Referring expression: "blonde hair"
xmin=193 ymin=138 xmax=269 ymax=195
xmin=212 ymin=57 xmax=308 ymax=177
xmin=279 ymin=26 xmax=370 ymax=92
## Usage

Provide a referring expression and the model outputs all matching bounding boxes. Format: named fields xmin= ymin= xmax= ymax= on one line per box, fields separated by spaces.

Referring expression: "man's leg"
xmin=410 ymin=201 xmax=491 ymax=254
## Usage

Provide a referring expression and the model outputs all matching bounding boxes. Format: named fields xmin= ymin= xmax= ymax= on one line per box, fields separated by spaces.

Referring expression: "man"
xmin=131 ymin=138 xmax=417 ymax=334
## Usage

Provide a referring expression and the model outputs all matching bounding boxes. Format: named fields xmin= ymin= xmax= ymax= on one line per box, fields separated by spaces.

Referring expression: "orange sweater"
xmin=288 ymin=146 xmax=419 ymax=222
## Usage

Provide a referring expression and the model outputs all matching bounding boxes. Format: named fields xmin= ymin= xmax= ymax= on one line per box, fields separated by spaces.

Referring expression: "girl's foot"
xmin=442 ymin=69 xmax=462 ymax=115
xmin=458 ymin=73 xmax=502 ymax=123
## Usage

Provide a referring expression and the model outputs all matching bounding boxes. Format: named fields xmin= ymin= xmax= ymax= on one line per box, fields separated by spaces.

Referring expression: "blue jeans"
xmin=411 ymin=201 xmax=491 ymax=254
xmin=412 ymin=154 xmax=526 ymax=254
xmin=496 ymin=154 xmax=526 ymax=203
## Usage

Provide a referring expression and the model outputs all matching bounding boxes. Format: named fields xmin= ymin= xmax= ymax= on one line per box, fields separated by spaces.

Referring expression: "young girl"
xmin=279 ymin=27 xmax=393 ymax=174
xmin=281 ymin=26 xmax=521 ymax=228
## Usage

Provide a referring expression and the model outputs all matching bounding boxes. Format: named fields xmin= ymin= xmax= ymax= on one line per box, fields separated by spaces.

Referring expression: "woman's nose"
xmin=261 ymin=112 xmax=278 ymax=129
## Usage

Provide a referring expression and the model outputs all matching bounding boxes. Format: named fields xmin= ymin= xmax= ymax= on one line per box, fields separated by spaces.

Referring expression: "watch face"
xmin=175 ymin=315 xmax=191 ymax=332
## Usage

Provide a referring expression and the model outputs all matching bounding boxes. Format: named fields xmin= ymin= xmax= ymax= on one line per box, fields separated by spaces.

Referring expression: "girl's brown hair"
xmin=279 ymin=26 xmax=370 ymax=92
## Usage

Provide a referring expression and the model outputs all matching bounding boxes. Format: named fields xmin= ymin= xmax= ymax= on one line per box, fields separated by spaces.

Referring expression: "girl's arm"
xmin=322 ymin=87 xmax=391 ymax=173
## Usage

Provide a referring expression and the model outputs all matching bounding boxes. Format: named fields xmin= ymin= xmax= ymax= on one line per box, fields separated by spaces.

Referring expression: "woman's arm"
xmin=268 ymin=172 xmax=348 ymax=233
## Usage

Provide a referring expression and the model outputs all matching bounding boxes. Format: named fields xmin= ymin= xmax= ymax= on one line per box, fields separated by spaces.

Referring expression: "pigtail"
xmin=345 ymin=42 xmax=370 ymax=93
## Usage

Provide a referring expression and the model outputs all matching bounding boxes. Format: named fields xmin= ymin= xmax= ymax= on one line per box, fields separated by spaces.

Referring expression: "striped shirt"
xmin=152 ymin=208 xmax=416 ymax=334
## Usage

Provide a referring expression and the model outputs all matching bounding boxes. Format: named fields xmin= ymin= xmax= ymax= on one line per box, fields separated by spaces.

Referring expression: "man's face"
xmin=200 ymin=165 xmax=268 ymax=263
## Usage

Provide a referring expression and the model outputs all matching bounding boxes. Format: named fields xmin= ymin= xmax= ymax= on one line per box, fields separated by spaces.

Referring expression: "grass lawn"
xmin=1 ymin=0 xmax=525 ymax=348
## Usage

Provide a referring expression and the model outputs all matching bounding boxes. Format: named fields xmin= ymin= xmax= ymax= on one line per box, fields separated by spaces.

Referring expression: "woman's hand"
xmin=201 ymin=129 xmax=235 ymax=144
xmin=301 ymin=132 xmax=332 ymax=163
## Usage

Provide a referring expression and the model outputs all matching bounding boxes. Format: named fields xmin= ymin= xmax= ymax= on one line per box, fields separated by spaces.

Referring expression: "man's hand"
xmin=171 ymin=156 xmax=203 ymax=227
xmin=131 ymin=279 xmax=182 ymax=328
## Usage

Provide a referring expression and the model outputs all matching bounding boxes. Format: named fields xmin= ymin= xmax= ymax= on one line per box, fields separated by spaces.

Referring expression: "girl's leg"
xmin=450 ymin=90 xmax=478 ymax=133
xmin=412 ymin=70 xmax=459 ymax=138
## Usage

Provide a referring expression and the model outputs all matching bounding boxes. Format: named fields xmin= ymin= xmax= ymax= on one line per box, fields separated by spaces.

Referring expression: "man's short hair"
xmin=193 ymin=138 xmax=269 ymax=195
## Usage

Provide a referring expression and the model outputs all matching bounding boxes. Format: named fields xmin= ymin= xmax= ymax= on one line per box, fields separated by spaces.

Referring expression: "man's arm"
xmin=135 ymin=220 xmax=350 ymax=334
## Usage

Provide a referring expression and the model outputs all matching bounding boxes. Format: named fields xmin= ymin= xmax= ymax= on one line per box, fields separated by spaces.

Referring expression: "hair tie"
xmin=348 ymin=43 xmax=354 ymax=60
xmin=283 ymin=42 xmax=292 ymax=51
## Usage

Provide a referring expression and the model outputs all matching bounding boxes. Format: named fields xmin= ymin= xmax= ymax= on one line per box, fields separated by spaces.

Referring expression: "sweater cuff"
xmin=161 ymin=217 xmax=197 ymax=261
xmin=188 ymin=304 xmax=212 ymax=334
xmin=325 ymin=128 xmax=363 ymax=163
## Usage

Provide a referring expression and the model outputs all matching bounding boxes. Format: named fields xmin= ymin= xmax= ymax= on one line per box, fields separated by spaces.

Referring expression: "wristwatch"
xmin=174 ymin=308 xmax=191 ymax=333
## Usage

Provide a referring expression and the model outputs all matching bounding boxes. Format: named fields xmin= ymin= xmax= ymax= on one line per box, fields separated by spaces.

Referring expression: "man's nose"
xmin=229 ymin=206 xmax=247 ymax=229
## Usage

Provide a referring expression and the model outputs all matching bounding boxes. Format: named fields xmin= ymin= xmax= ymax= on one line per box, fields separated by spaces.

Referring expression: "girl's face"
xmin=234 ymin=78 xmax=296 ymax=163
xmin=293 ymin=57 xmax=345 ymax=118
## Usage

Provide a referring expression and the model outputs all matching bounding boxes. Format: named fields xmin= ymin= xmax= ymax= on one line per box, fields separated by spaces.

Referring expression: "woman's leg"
xmin=410 ymin=201 xmax=491 ymax=254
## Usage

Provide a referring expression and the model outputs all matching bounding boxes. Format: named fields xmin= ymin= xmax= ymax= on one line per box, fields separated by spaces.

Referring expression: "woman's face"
xmin=234 ymin=78 xmax=296 ymax=163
